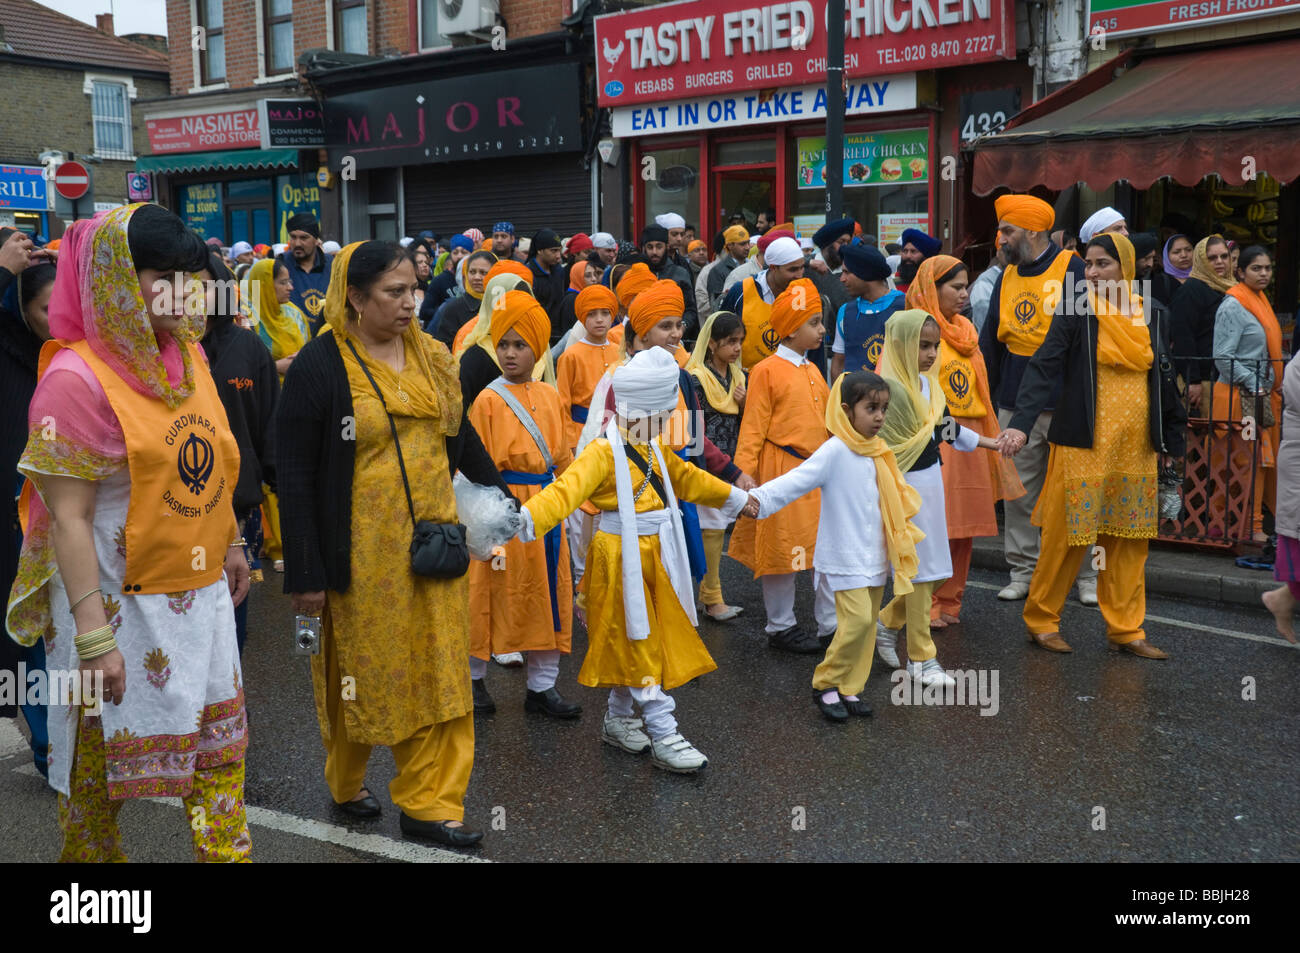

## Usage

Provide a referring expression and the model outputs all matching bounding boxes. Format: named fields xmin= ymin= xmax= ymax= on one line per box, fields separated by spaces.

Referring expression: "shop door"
xmin=228 ymin=206 xmax=271 ymax=247
xmin=714 ymin=169 xmax=774 ymax=237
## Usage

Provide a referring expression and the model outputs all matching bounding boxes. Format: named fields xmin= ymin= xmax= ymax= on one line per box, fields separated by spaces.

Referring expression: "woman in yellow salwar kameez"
xmin=998 ymin=233 xmax=1186 ymax=658
xmin=275 ymin=240 xmax=514 ymax=847
xmin=519 ymin=347 xmax=753 ymax=773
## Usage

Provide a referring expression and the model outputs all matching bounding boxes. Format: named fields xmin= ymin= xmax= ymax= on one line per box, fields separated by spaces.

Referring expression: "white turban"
xmin=612 ymin=347 xmax=680 ymax=418
xmin=230 ymin=240 xmax=253 ymax=257
xmin=321 ymin=240 xmax=341 ymax=255
xmin=591 ymin=232 xmax=617 ymax=249
xmin=655 ymin=212 xmax=686 ymax=231
xmin=1079 ymin=207 xmax=1125 ymax=243
xmin=763 ymin=236 xmax=803 ymax=267
xmin=272 ymin=243 xmax=288 ymax=256
xmin=399 ymin=236 xmax=415 ymax=247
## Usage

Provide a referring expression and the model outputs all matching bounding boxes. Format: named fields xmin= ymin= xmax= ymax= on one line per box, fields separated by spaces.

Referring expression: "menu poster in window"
xmin=877 ymin=213 xmax=931 ymax=248
xmin=276 ymin=174 xmax=322 ymax=242
xmin=792 ymin=215 xmax=825 ymax=245
xmin=179 ymin=183 xmax=223 ymax=239
xmin=796 ymin=130 xmax=929 ymax=190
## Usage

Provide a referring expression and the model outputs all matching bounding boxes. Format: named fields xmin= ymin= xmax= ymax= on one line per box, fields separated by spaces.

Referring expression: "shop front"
xmin=0 ymin=164 xmax=52 ymax=238
xmin=314 ymin=36 xmax=592 ymax=242
xmin=595 ymin=0 xmax=1016 ymax=242
xmin=136 ymin=99 xmax=323 ymax=245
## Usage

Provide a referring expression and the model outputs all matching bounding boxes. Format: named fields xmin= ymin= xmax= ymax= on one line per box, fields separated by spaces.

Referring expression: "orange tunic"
xmin=467 ymin=380 xmax=574 ymax=658
xmin=556 ymin=338 xmax=619 ymax=449
xmin=452 ymin=316 xmax=478 ymax=355
xmin=727 ymin=352 xmax=829 ymax=576
xmin=940 ymin=414 xmax=999 ymax=539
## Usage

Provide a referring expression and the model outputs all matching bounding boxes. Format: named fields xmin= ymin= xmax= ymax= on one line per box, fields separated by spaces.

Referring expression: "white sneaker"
xmin=650 ymin=733 xmax=708 ymax=773
xmin=601 ymin=713 xmax=651 ymax=754
xmin=492 ymin=652 xmax=524 ymax=667
xmin=908 ymin=658 xmax=956 ymax=689
xmin=997 ymin=581 xmax=1030 ymax=601
xmin=875 ymin=621 xmax=902 ymax=669
xmin=1076 ymin=578 xmax=1099 ymax=606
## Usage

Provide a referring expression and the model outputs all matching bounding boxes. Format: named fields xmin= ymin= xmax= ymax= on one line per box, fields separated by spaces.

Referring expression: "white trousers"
xmin=468 ymin=650 xmax=561 ymax=692
xmin=761 ymin=571 xmax=837 ymax=635
xmin=565 ymin=511 xmax=588 ymax=580
xmin=607 ymin=684 xmax=678 ymax=739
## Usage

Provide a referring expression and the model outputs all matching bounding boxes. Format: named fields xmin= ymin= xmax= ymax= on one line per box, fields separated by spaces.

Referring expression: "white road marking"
xmin=966 ymin=580 xmax=1298 ymax=648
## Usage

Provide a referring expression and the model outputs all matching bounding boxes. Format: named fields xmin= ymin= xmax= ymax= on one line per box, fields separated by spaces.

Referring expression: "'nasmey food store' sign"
xmin=595 ymin=0 xmax=1014 ymax=109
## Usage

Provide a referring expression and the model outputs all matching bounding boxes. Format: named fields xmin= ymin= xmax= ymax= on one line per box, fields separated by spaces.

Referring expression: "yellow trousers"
xmin=1024 ymin=528 xmax=1148 ymax=643
xmin=58 ymin=714 xmax=251 ymax=863
xmin=813 ymin=587 xmax=883 ymax=696
xmin=321 ymin=634 xmax=474 ymax=822
xmin=878 ymin=580 xmax=939 ymax=662
xmin=262 ymin=486 xmax=283 ymax=562
xmin=698 ymin=528 xmax=727 ymax=606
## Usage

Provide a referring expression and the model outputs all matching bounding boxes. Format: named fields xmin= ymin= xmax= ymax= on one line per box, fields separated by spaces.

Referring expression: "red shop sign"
xmin=595 ymin=0 xmax=1014 ymax=109
xmin=146 ymin=109 xmax=262 ymax=154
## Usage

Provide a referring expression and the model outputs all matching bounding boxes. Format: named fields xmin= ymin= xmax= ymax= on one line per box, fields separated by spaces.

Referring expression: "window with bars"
xmin=92 ymin=81 xmax=132 ymax=159
xmin=336 ymin=0 xmax=367 ymax=54
xmin=197 ymin=0 xmax=225 ymax=85
xmin=265 ymin=0 xmax=294 ymax=75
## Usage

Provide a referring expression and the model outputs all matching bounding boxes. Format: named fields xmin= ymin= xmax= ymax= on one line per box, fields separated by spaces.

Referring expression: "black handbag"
xmin=345 ymin=339 xmax=470 ymax=579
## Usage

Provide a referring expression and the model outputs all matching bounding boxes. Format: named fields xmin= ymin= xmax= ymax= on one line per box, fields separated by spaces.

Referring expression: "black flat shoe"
xmin=472 ymin=678 xmax=496 ymax=714
xmin=334 ymin=787 xmax=381 ymax=818
xmin=812 ymin=689 xmax=849 ymax=722
xmin=769 ymin=625 xmax=822 ymax=655
xmin=399 ymin=811 xmax=484 ymax=847
xmin=841 ymin=696 xmax=873 ymax=717
xmin=818 ymin=629 xmax=837 ymax=651
xmin=524 ymin=687 xmax=582 ymax=719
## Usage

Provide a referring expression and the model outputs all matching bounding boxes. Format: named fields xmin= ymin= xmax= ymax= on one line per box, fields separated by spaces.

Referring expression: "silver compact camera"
xmin=294 ymin=614 xmax=322 ymax=655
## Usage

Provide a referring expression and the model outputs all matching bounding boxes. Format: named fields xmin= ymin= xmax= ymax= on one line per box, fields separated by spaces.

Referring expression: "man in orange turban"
xmin=979 ymin=192 xmax=1093 ymax=608
xmin=769 ymin=277 xmax=822 ymax=339
xmin=616 ymin=262 xmax=655 ymax=314
xmin=487 ymin=259 xmax=534 ymax=288
xmin=489 ymin=289 xmax=551 ymax=363
xmin=627 ymin=279 xmax=684 ymax=337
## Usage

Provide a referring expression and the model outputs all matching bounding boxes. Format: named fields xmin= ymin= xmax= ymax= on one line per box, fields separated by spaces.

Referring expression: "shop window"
xmin=716 ymin=140 xmax=775 ymax=167
xmin=90 ymin=80 xmax=132 ymax=160
xmin=419 ymin=0 xmax=446 ymax=49
xmin=336 ymin=0 xmax=368 ymax=54
xmin=264 ymin=0 xmax=294 ymax=75
xmin=195 ymin=0 xmax=225 ymax=85
xmin=643 ymin=146 xmax=700 ymax=232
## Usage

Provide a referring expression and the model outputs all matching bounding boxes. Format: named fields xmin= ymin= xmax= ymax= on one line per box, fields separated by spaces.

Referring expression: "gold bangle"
xmin=68 ymin=586 xmax=103 ymax=612
xmin=77 ymin=637 xmax=118 ymax=661
xmin=229 ymin=537 xmax=247 ymax=548
xmin=74 ymin=624 xmax=117 ymax=660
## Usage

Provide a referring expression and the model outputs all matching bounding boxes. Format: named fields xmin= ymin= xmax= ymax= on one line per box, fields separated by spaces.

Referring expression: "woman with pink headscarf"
xmin=5 ymin=204 xmax=252 ymax=862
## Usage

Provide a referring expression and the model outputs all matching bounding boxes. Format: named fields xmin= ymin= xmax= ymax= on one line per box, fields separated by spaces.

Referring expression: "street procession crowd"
xmin=0 ymin=188 xmax=1292 ymax=861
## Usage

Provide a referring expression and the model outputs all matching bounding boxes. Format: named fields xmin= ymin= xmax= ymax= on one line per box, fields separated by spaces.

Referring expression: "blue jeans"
xmin=20 ymin=638 xmax=49 ymax=779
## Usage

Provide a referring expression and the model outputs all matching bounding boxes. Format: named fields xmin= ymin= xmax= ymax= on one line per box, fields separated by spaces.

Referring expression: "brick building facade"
xmin=0 ymin=0 xmax=168 ymax=236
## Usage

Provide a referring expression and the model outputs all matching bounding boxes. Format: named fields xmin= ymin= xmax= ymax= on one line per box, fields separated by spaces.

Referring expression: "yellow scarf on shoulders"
xmin=877 ymin=309 xmax=946 ymax=473
xmin=685 ymin=310 xmax=744 ymax=414
xmin=1089 ymin=233 xmax=1152 ymax=372
xmin=246 ymin=257 xmax=306 ymax=361
xmin=827 ymin=373 xmax=925 ymax=593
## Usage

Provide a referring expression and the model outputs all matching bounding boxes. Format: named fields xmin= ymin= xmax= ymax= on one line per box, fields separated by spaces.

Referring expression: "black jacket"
xmin=526 ymin=258 xmax=568 ymax=327
xmin=275 ymin=331 xmax=510 ymax=594
xmin=1008 ymin=296 xmax=1186 ymax=458
xmin=426 ymin=293 xmax=478 ymax=349
xmin=649 ymin=257 xmax=699 ymax=336
xmin=1170 ymin=277 xmax=1226 ymax=385
xmin=200 ymin=318 xmax=279 ymax=514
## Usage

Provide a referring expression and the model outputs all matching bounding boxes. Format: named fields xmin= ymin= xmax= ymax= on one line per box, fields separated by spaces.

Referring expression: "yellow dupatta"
xmin=877 ymin=309 xmax=946 ymax=472
xmin=1089 ymin=233 xmax=1152 ymax=372
xmin=323 ymin=241 xmax=461 ymax=431
xmin=827 ymin=373 xmax=925 ymax=593
xmin=1187 ymin=236 xmax=1236 ymax=294
xmin=247 ymin=257 xmax=306 ymax=361
xmin=685 ymin=310 xmax=744 ymax=414
xmin=454 ymin=272 xmax=553 ymax=384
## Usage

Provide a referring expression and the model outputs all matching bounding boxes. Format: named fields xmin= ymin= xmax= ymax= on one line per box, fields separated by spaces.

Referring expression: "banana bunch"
xmin=1247 ymin=201 xmax=1278 ymax=224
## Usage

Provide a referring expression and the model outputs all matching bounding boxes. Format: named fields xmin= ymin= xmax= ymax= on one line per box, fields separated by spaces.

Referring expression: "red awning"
xmin=972 ymin=37 xmax=1300 ymax=195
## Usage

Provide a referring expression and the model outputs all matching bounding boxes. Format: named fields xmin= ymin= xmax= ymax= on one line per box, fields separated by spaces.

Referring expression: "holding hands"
xmin=741 ymin=493 xmax=761 ymax=519
xmin=996 ymin=428 xmax=1027 ymax=458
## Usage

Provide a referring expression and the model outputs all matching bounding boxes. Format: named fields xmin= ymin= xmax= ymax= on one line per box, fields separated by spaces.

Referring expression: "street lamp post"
xmin=825 ymin=0 xmax=845 ymax=220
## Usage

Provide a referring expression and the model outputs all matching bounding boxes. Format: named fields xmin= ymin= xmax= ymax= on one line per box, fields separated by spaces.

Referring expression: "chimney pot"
xmin=96 ymin=13 xmax=115 ymax=35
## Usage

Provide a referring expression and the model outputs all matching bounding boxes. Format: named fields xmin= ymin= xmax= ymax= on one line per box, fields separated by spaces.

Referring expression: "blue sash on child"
xmin=674 ymin=449 xmax=707 ymax=582
xmin=570 ymin=404 xmax=588 ymax=423
xmin=500 ymin=467 xmax=561 ymax=630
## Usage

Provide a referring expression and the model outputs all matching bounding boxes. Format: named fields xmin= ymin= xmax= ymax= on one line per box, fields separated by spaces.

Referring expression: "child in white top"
xmin=752 ymin=371 xmax=925 ymax=722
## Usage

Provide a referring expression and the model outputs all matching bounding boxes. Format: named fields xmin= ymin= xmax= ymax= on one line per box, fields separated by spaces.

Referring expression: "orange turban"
xmin=773 ymin=221 xmax=795 ymax=234
xmin=489 ymin=289 xmax=551 ymax=361
xmin=616 ymin=262 xmax=655 ymax=310
xmin=575 ymin=284 xmax=618 ymax=324
xmin=994 ymin=194 xmax=1054 ymax=233
xmin=487 ymin=260 xmax=533 ymax=287
xmin=627 ymin=279 xmax=684 ymax=336
xmin=770 ymin=277 xmax=821 ymax=339
xmin=569 ymin=260 xmax=589 ymax=292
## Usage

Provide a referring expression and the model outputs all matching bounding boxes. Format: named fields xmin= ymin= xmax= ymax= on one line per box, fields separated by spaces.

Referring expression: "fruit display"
xmin=1207 ymin=173 xmax=1279 ymax=247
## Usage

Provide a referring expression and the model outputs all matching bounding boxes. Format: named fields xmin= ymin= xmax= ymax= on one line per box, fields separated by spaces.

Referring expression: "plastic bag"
xmin=453 ymin=473 xmax=523 ymax=560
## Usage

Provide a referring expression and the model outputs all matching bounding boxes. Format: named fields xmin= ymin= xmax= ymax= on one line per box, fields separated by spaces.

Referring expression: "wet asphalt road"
xmin=2 ymin=559 xmax=1297 ymax=863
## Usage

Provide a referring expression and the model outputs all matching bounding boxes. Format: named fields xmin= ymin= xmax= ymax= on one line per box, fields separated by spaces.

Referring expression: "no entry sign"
xmin=53 ymin=161 xmax=90 ymax=200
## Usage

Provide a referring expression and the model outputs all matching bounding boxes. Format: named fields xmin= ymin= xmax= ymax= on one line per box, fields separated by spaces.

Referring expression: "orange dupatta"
xmin=1226 ymin=282 xmax=1283 ymax=424
xmin=905 ymin=255 xmax=1024 ymax=503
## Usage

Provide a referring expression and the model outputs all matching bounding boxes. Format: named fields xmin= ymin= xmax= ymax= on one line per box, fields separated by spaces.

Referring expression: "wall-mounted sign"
xmin=611 ymin=73 xmax=916 ymax=136
xmin=0 ymin=164 xmax=50 ymax=211
xmin=325 ymin=64 xmax=582 ymax=171
xmin=595 ymin=0 xmax=1014 ymax=108
xmin=147 ymin=108 xmax=261 ymax=154
xmin=877 ymin=212 xmax=931 ymax=246
xmin=260 ymin=99 xmax=326 ymax=148
xmin=795 ymin=129 xmax=930 ymax=190
xmin=959 ymin=88 xmax=1021 ymax=142
xmin=1088 ymin=0 xmax=1300 ymax=39
xmin=178 ymin=182 xmax=223 ymax=239
xmin=127 ymin=171 xmax=154 ymax=201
